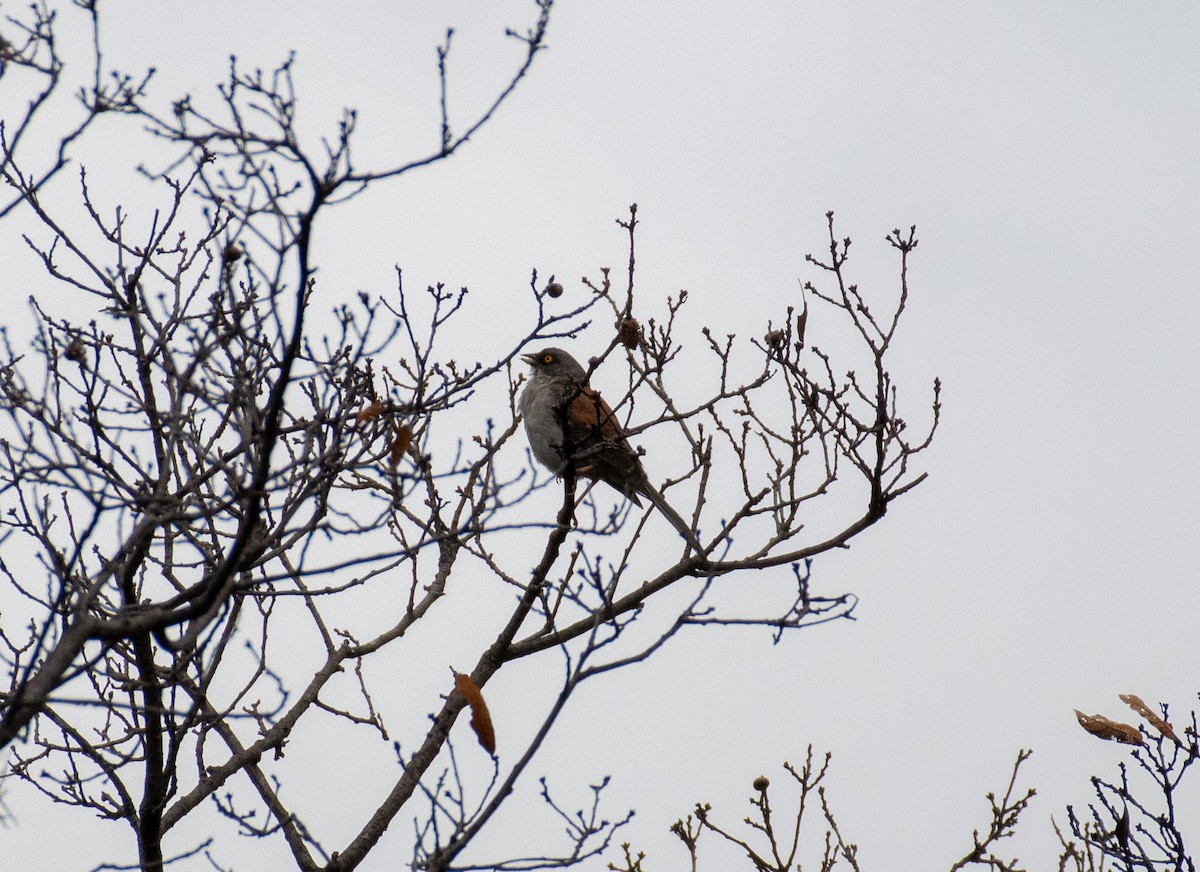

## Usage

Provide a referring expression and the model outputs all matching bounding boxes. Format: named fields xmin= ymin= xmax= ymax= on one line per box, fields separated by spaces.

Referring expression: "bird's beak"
xmin=520 ymin=352 xmax=537 ymax=366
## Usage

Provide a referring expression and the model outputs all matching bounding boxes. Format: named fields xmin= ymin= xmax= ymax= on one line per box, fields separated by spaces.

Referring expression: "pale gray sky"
xmin=4 ymin=2 xmax=1199 ymax=869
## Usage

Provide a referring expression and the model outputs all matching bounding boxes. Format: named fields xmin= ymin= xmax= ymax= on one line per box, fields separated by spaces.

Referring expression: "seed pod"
xmin=618 ymin=317 xmax=642 ymax=349
xmin=64 ymin=337 xmax=87 ymax=364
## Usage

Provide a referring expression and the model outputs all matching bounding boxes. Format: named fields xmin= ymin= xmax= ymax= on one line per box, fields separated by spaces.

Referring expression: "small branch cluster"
xmin=638 ymin=749 xmax=1037 ymax=872
xmin=948 ymin=750 xmax=1036 ymax=872
xmin=664 ymin=747 xmax=861 ymax=872
xmin=1063 ymin=700 xmax=1198 ymax=872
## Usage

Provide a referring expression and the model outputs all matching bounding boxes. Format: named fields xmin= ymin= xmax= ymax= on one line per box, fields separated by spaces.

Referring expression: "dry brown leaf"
xmin=389 ymin=424 xmax=412 ymax=471
xmin=1120 ymin=693 xmax=1180 ymax=744
xmin=796 ymin=306 xmax=808 ymax=347
xmin=356 ymin=401 xmax=387 ymax=424
xmin=1074 ymin=709 xmax=1144 ymax=746
xmin=454 ymin=671 xmax=495 ymax=755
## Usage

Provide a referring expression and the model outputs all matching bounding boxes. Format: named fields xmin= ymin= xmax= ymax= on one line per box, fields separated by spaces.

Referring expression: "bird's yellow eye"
xmin=542 ymin=353 xmax=554 ymax=364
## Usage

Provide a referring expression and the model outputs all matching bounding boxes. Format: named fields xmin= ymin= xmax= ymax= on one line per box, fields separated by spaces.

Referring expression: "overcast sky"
xmin=4 ymin=2 xmax=1199 ymax=869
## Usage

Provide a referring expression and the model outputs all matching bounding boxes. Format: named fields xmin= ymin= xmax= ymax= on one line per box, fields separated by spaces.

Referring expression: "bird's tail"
xmin=639 ymin=484 xmax=702 ymax=554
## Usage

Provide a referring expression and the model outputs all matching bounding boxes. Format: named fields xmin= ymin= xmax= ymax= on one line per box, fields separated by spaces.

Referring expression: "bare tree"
xmin=0 ymin=3 xmax=939 ymax=870
xmin=645 ymin=697 xmax=1198 ymax=872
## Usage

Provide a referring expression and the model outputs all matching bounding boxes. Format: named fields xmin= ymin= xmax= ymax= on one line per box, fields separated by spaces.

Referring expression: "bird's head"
xmin=521 ymin=347 xmax=587 ymax=382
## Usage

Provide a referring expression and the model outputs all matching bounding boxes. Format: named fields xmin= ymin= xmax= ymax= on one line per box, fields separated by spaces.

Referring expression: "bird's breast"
xmin=520 ymin=382 xmax=568 ymax=474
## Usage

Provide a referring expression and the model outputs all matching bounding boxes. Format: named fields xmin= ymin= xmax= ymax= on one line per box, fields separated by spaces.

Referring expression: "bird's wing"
xmin=565 ymin=386 xmax=646 ymax=501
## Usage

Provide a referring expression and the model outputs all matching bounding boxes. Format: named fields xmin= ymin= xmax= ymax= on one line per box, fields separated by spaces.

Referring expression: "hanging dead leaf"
xmin=1120 ymin=694 xmax=1180 ymax=744
xmin=356 ymin=401 xmax=387 ymax=425
xmin=1074 ymin=710 xmax=1143 ymax=746
xmin=454 ymin=671 xmax=495 ymax=754
xmin=389 ymin=424 xmax=412 ymax=471
xmin=1115 ymin=806 xmax=1130 ymax=850
xmin=796 ymin=305 xmax=808 ymax=347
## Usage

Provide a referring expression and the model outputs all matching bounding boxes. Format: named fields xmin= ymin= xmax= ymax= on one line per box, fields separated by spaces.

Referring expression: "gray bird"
xmin=519 ymin=347 xmax=700 ymax=552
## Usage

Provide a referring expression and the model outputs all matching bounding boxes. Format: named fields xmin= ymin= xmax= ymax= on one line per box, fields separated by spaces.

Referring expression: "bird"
xmin=519 ymin=346 xmax=701 ymax=552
